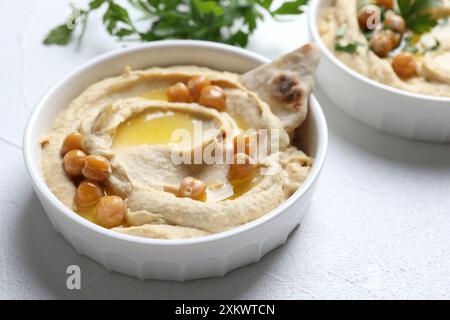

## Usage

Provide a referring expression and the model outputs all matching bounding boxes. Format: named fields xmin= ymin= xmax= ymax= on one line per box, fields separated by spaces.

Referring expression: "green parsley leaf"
xmin=258 ymin=0 xmax=274 ymax=10
xmin=193 ymin=0 xmax=224 ymax=16
xmin=89 ymin=0 xmax=105 ymax=9
xmin=43 ymin=24 xmax=74 ymax=45
xmin=407 ymin=13 xmax=438 ymax=33
xmin=228 ymin=31 xmax=250 ymax=47
xmin=335 ymin=42 xmax=360 ymax=53
xmin=103 ymin=1 xmax=134 ymax=36
xmin=398 ymin=0 xmax=440 ymax=34
xmin=273 ymin=0 xmax=308 ymax=15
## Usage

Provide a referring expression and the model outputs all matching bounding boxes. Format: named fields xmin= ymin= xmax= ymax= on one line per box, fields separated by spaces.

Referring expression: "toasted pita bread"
xmin=239 ymin=43 xmax=321 ymax=134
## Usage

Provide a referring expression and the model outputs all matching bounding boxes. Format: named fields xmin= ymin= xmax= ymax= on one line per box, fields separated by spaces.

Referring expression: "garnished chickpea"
xmin=188 ymin=75 xmax=211 ymax=101
xmin=198 ymin=85 xmax=227 ymax=112
xmin=370 ymin=30 xmax=395 ymax=57
xmin=63 ymin=149 xmax=86 ymax=177
xmin=82 ymin=154 xmax=111 ymax=182
xmin=61 ymin=133 xmax=83 ymax=156
xmin=167 ymin=82 xmax=191 ymax=103
xmin=392 ymin=52 xmax=418 ymax=80
xmin=76 ymin=180 xmax=103 ymax=207
xmin=96 ymin=196 xmax=125 ymax=228
xmin=358 ymin=5 xmax=381 ymax=31
xmin=228 ymin=153 xmax=257 ymax=181
xmin=376 ymin=0 xmax=393 ymax=9
xmin=388 ymin=30 xmax=401 ymax=48
xmin=179 ymin=177 xmax=207 ymax=201
xmin=384 ymin=14 xmax=406 ymax=34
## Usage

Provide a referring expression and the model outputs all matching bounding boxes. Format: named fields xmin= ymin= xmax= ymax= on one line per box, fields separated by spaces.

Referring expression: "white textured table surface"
xmin=1 ymin=0 xmax=450 ymax=300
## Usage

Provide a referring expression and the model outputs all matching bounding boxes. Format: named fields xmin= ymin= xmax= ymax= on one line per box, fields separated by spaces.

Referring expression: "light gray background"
xmin=1 ymin=0 xmax=449 ymax=299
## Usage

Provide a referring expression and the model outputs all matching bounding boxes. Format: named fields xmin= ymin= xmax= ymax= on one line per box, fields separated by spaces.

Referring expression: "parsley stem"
xmin=77 ymin=11 xmax=90 ymax=50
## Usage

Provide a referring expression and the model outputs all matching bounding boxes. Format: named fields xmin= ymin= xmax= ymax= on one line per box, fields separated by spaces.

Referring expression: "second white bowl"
xmin=309 ymin=0 xmax=450 ymax=143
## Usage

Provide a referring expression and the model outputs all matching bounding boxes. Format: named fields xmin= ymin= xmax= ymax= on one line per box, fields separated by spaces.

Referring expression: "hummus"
xmin=320 ymin=0 xmax=450 ymax=97
xmin=41 ymin=44 xmax=320 ymax=239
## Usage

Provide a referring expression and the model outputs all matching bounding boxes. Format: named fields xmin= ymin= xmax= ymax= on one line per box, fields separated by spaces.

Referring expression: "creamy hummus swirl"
xmin=41 ymin=46 xmax=319 ymax=239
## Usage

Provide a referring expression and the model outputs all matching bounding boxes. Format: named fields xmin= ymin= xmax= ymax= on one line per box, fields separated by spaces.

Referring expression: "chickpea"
xmin=233 ymin=134 xmax=256 ymax=156
xmin=179 ymin=177 xmax=207 ymax=201
xmin=384 ymin=14 xmax=406 ymax=34
xmin=188 ymin=76 xmax=211 ymax=101
xmin=198 ymin=85 xmax=227 ymax=112
xmin=60 ymin=132 xmax=83 ymax=156
xmin=388 ymin=30 xmax=401 ymax=48
xmin=376 ymin=0 xmax=393 ymax=9
xmin=63 ymin=149 xmax=86 ymax=177
xmin=96 ymin=196 xmax=125 ymax=228
xmin=167 ymin=82 xmax=191 ymax=103
xmin=228 ymin=153 xmax=257 ymax=181
xmin=358 ymin=5 xmax=381 ymax=31
xmin=370 ymin=31 xmax=394 ymax=57
xmin=392 ymin=52 xmax=418 ymax=80
xmin=76 ymin=180 xmax=103 ymax=207
xmin=82 ymin=154 xmax=111 ymax=182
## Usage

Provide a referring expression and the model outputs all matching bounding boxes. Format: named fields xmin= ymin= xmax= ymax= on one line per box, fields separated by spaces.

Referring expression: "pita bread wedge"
xmin=239 ymin=43 xmax=321 ymax=134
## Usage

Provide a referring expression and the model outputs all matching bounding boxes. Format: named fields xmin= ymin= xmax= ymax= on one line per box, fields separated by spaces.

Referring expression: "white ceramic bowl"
xmin=23 ymin=40 xmax=328 ymax=281
xmin=309 ymin=0 xmax=450 ymax=142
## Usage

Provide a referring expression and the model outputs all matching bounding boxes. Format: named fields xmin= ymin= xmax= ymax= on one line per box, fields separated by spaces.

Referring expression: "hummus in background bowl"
xmin=309 ymin=0 xmax=450 ymax=142
xmin=23 ymin=41 xmax=328 ymax=280
xmin=320 ymin=0 xmax=450 ymax=97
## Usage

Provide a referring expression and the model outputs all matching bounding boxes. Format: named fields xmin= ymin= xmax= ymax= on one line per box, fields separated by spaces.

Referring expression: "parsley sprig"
xmin=398 ymin=0 xmax=440 ymax=34
xmin=335 ymin=42 xmax=361 ymax=53
xmin=44 ymin=0 xmax=308 ymax=48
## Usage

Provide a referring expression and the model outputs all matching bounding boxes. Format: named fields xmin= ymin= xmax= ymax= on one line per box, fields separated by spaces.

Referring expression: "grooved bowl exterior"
xmin=309 ymin=0 xmax=450 ymax=143
xmin=23 ymin=41 xmax=328 ymax=281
